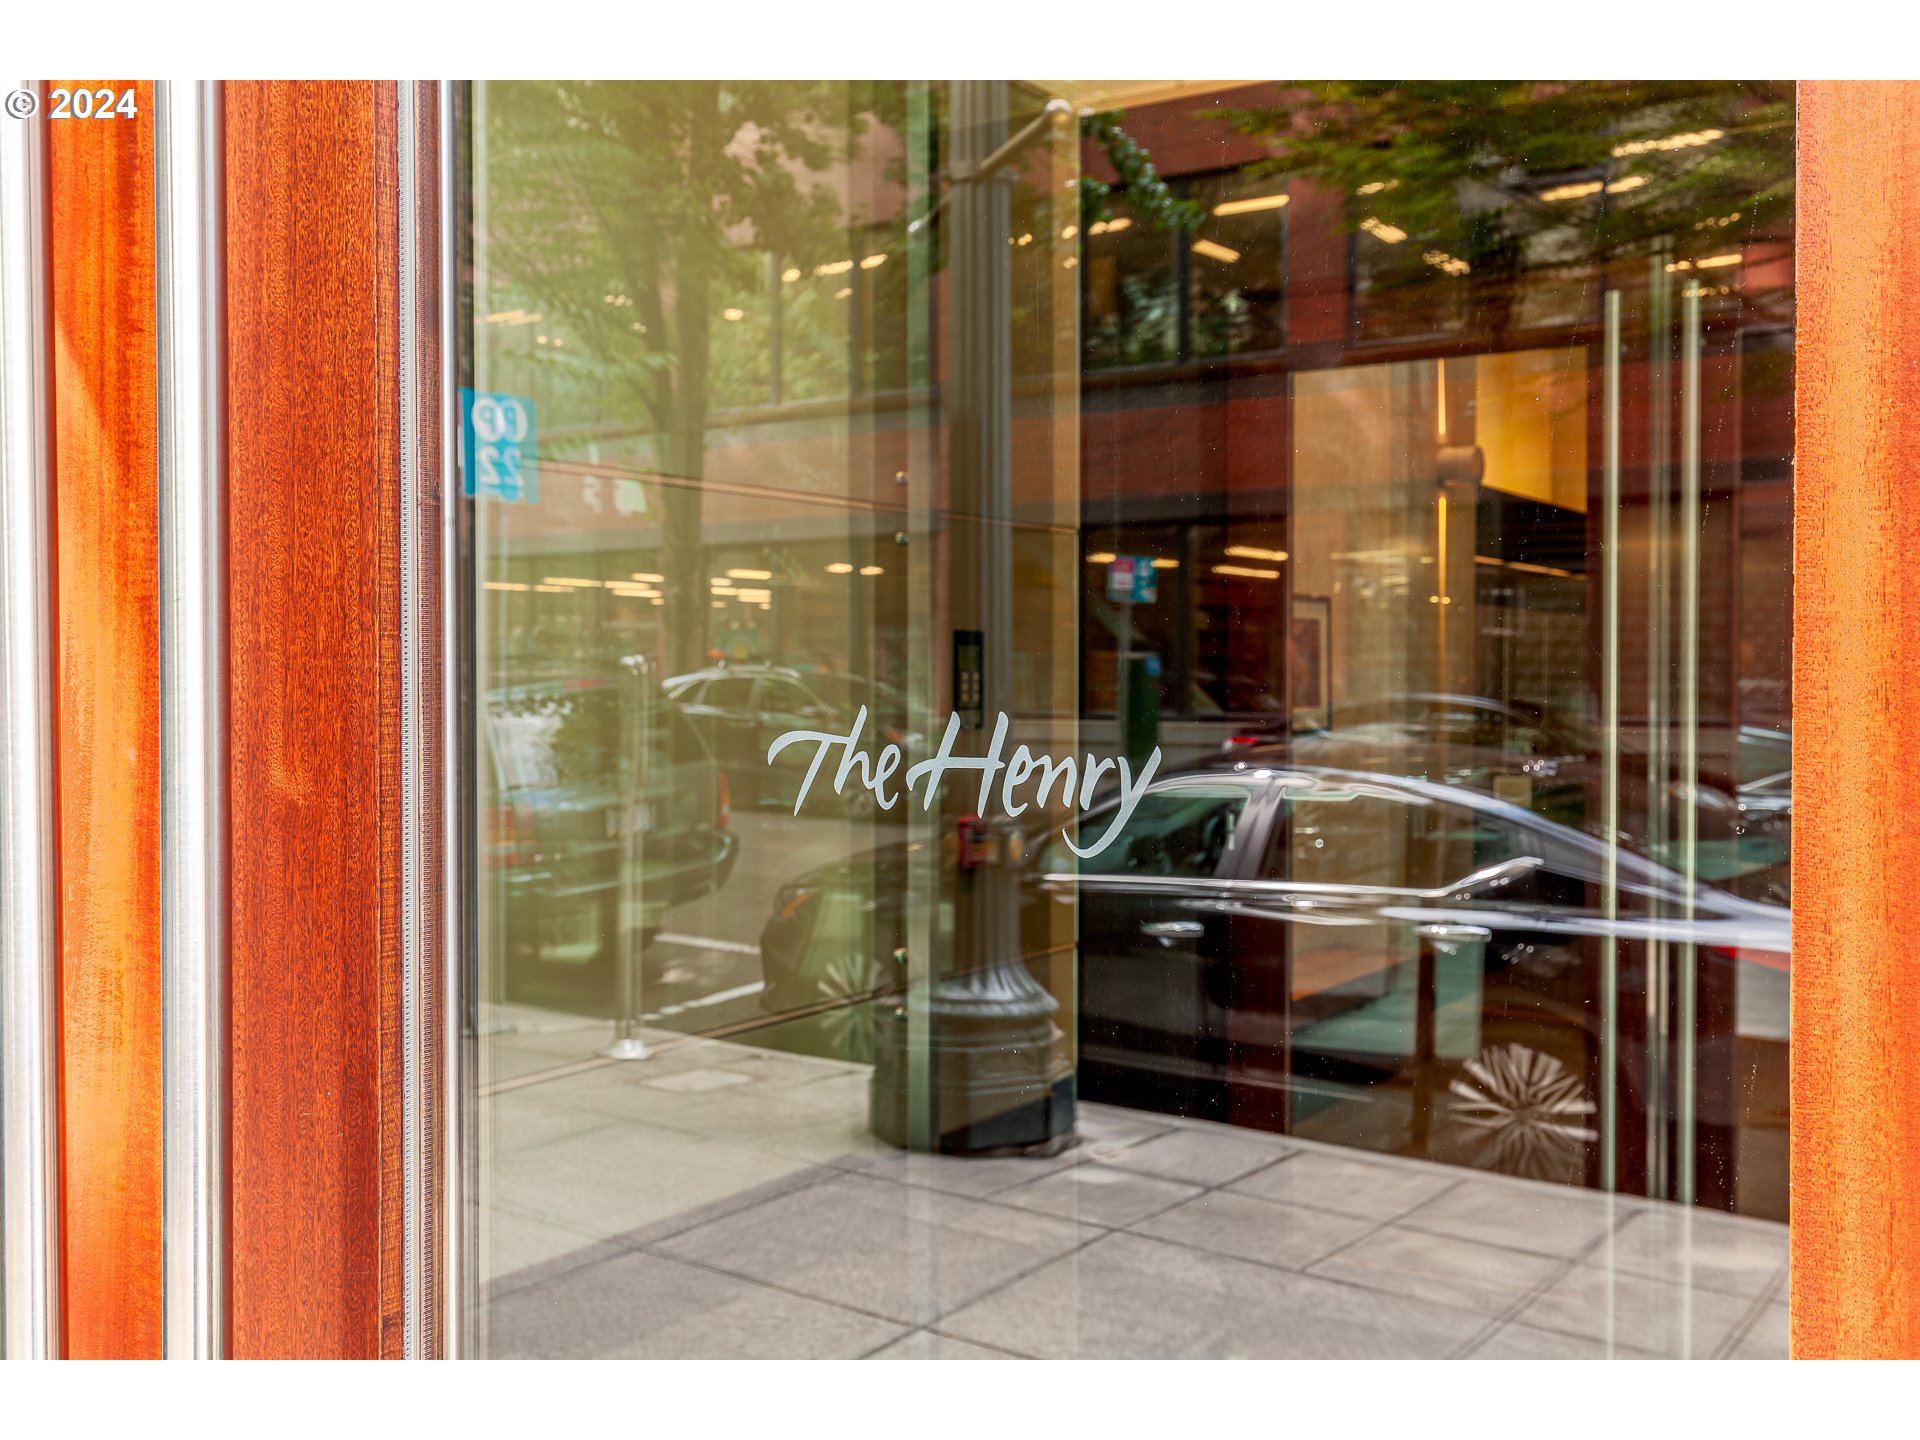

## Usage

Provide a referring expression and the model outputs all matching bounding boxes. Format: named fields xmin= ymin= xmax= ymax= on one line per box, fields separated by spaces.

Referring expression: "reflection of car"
xmin=487 ymin=663 xmax=737 ymax=1014
xmin=758 ymin=747 xmax=1789 ymax=1203
xmin=664 ymin=665 xmax=921 ymax=816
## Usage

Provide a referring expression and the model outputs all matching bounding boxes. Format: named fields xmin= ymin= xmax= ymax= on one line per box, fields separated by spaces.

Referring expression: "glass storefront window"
xmin=464 ymin=79 xmax=1792 ymax=1359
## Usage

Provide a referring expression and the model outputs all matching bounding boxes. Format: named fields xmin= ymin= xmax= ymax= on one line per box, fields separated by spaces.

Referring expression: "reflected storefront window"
xmin=466 ymin=80 xmax=1792 ymax=1359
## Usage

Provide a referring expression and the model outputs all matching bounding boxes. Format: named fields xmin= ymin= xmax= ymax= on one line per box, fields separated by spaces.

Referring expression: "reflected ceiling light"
xmin=1016 ymin=233 xmax=1033 ymax=246
xmin=782 ymin=267 xmax=802 ymax=283
xmin=534 ymin=584 xmax=570 ymax=594
xmin=1087 ymin=551 xmax=1117 ymax=564
xmin=1087 ymin=217 xmax=1133 ymax=236
xmin=1063 ymin=256 xmax=1078 ymax=269
xmin=650 ymin=597 xmax=664 ymax=605
xmin=543 ymin=577 xmax=600 ymax=587
xmin=859 ymin=565 xmax=884 ymax=577
xmin=1191 ymin=238 xmax=1242 ymax=264
xmin=1696 ymin=252 xmax=1741 ymax=268
xmin=814 ymin=259 xmax=855 ymax=276
xmin=1606 ymin=175 xmax=1647 ymax=194
xmin=711 ymin=600 xmax=727 ymax=609
xmin=1540 ymin=180 xmax=1604 ymax=202
xmin=1061 ymin=224 xmax=1079 ymax=240
xmin=736 ymin=589 xmax=773 ymax=602
xmin=1225 ymin=545 xmax=1289 ymax=563
xmin=758 ymin=603 xmax=772 ymax=610
xmin=1356 ymin=180 xmax=1398 ymax=196
xmin=1359 ymin=217 xmax=1406 ymax=244
xmin=1212 ymin=193 xmax=1288 ymax=217
xmin=861 ymin=253 xmax=888 ymax=269
xmin=710 ymin=587 xmax=738 ymax=598
xmin=1666 ymin=259 xmax=1694 ymax=272
xmin=631 ymin=572 xmax=664 ymax=583
xmin=1695 ymin=211 xmax=1741 ymax=231
xmin=834 ymin=288 xmax=853 ymax=300
xmin=1212 ymin=563 xmax=1281 ymax=580
xmin=1423 ymin=250 xmax=1470 ymax=277
xmin=826 ymin=562 xmax=855 ymax=574
xmin=1611 ymin=128 xmax=1724 ymax=158
xmin=723 ymin=308 xmax=745 ymax=321
xmin=483 ymin=581 xmax=530 ymax=592
xmin=1150 ymin=558 xmax=1180 ymax=570
xmin=535 ymin=335 xmax=550 ymax=345
xmin=726 ymin=568 xmax=773 ymax=581
xmin=485 ymin=309 xmax=540 ymax=325
xmin=631 ymin=322 xmax=646 ymax=334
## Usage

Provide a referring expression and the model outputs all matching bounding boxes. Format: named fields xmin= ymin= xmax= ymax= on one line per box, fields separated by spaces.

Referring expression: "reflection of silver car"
xmin=760 ymin=748 xmax=1788 ymax=1208
xmin=486 ymin=666 xmax=737 ymax=1015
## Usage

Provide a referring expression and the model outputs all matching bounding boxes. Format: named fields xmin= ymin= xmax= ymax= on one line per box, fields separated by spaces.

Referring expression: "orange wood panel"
xmin=48 ymin=79 xmax=164 ymax=1360
xmin=224 ymin=80 xmax=404 ymax=1359
xmin=1793 ymin=80 xmax=1920 ymax=1360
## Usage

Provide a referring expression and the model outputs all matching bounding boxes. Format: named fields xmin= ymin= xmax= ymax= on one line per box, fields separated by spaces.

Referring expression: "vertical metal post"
xmin=1678 ymin=286 xmax=1703 ymax=1204
xmin=155 ymin=78 xmax=228 ymax=1361
xmin=1644 ymin=244 xmax=1674 ymax=1201
xmin=397 ymin=78 xmax=430 ymax=1361
xmin=1600 ymin=286 xmax=1623 ymax=1358
xmin=0 ymin=76 xmax=63 ymax=1362
xmin=949 ymin=80 xmax=1020 ymax=982
xmin=1600 ymin=289 xmax=1623 ymax=1196
xmin=438 ymin=78 xmax=471 ymax=1362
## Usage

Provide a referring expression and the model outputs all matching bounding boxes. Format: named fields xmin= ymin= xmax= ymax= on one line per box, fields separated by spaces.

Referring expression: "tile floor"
xmin=479 ymin=1021 xmax=1788 ymax=1360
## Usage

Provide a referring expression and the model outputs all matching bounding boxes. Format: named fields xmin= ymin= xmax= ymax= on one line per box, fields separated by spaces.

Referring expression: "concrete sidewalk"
xmin=479 ymin=1017 xmax=1788 ymax=1359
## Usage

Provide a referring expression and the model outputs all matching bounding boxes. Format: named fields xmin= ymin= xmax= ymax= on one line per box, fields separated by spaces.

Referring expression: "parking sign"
xmin=461 ymin=388 xmax=539 ymax=504
xmin=1105 ymin=555 xmax=1159 ymax=604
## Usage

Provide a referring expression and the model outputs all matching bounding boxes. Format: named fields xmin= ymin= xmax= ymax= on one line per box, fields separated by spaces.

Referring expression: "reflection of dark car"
xmin=487 ymin=664 xmax=737 ymax=1014
xmin=664 ymin=665 xmax=922 ymax=816
xmin=758 ymin=748 xmax=1789 ymax=1204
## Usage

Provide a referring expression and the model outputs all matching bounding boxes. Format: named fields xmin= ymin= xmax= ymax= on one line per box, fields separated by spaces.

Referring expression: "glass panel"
xmin=464 ymin=78 xmax=1792 ymax=1360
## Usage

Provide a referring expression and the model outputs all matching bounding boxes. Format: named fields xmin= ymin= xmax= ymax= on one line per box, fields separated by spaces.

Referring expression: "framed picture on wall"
xmin=1290 ymin=594 xmax=1332 ymax=731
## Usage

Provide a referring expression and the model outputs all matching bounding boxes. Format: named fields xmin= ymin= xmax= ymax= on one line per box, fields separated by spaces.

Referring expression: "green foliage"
xmin=1217 ymin=81 xmax=1793 ymax=273
xmin=1079 ymin=111 xmax=1204 ymax=235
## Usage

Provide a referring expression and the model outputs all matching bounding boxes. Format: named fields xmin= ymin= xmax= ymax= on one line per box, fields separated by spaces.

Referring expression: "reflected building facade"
xmin=464 ymin=79 xmax=1793 ymax=1357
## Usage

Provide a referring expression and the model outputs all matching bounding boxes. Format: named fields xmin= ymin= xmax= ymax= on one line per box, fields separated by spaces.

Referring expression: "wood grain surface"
xmin=48 ymin=79 xmax=164 ymax=1360
xmin=224 ymin=80 xmax=404 ymax=1359
xmin=1793 ymin=80 xmax=1920 ymax=1359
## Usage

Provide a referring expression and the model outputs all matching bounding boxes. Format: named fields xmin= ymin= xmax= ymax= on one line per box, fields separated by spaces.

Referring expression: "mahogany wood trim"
xmin=1792 ymin=79 xmax=1920 ymax=1360
xmin=224 ymin=80 xmax=404 ymax=1359
xmin=48 ymin=79 xmax=164 ymax=1360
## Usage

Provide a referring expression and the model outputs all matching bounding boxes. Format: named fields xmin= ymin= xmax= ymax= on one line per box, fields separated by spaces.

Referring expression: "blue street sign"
xmin=460 ymin=388 xmax=539 ymax=504
xmin=1105 ymin=554 xmax=1160 ymax=605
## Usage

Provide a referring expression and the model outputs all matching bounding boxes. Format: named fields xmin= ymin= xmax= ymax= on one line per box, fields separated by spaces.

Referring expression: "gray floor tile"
xmin=1131 ymin=1189 xmax=1374 ymax=1271
xmin=1470 ymin=1321 xmax=1664 ymax=1360
xmin=1101 ymin=1125 xmax=1296 ymax=1187
xmin=998 ymin=1164 xmax=1201 ymax=1228
xmin=489 ymin=1248 xmax=906 ymax=1358
xmin=1309 ymin=1223 xmax=1565 ymax=1317
xmin=1229 ymin=1149 xmax=1456 ymax=1222
xmin=1588 ymin=1206 xmax=1788 ymax=1298
xmin=1728 ymin=1303 xmax=1789 ymax=1360
xmin=1075 ymin=1103 xmax=1175 ymax=1154
xmin=1519 ymin=1260 xmax=1755 ymax=1357
xmin=1400 ymin=1177 xmax=1629 ymax=1258
xmin=866 ymin=1330 xmax=1022 ymax=1360
xmin=492 ymin=1117 xmax=809 ymax=1244
xmin=844 ymin=1145 xmax=1080 ymax=1198
xmin=654 ymin=1172 xmax=1094 ymax=1325
xmin=939 ymin=1231 xmax=1481 ymax=1359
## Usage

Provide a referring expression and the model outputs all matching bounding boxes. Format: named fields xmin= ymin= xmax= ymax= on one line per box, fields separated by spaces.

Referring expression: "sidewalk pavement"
xmin=478 ymin=1014 xmax=1788 ymax=1360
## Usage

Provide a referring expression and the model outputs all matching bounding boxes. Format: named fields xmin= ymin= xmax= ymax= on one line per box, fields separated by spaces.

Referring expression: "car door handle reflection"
xmin=1140 ymin=920 xmax=1205 ymax=944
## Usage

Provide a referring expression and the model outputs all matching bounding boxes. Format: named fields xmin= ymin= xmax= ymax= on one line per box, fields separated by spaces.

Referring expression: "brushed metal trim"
xmin=397 ymin=77 xmax=430 ymax=1361
xmin=155 ymin=78 xmax=228 ymax=1362
xmin=0 ymin=77 xmax=62 ymax=1362
xmin=436 ymin=77 xmax=468 ymax=1362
